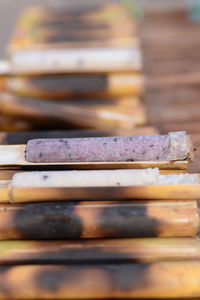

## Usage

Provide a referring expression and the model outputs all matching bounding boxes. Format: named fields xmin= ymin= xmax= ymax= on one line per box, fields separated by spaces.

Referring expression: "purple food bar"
xmin=25 ymin=131 xmax=194 ymax=163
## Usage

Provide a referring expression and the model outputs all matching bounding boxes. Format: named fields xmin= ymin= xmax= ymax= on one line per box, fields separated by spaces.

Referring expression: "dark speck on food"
xmin=77 ymin=58 xmax=84 ymax=67
xmin=42 ymin=175 xmax=49 ymax=180
xmin=103 ymin=143 xmax=107 ymax=145
xmin=132 ymin=150 xmax=135 ymax=152
xmin=39 ymin=152 xmax=43 ymax=158
xmin=156 ymin=156 xmax=159 ymax=160
xmin=150 ymin=145 xmax=154 ymax=147
xmin=113 ymin=138 xmax=118 ymax=142
xmin=116 ymin=182 xmax=120 ymax=186
xmin=65 ymin=141 xmax=68 ymax=145
xmin=127 ymin=159 xmax=135 ymax=161
xmin=142 ymin=151 xmax=146 ymax=155
xmin=68 ymin=153 xmax=72 ymax=157
xmin=36 ymin=141 xmax=41 ymax=145
xmin=129 ymin=137 xmax=133 ymax=141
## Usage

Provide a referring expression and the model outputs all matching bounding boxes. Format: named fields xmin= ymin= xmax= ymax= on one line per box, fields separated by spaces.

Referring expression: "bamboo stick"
xmin=8 ymin=47 xmax=142 ymax=75
xmin=0 ymin=131 xmax=191 ymax=169
xmin=0 ymin=116 xmax=33 ymax=132
xmin=0 ymin=201 xmax=196 ymax=238
xmin=9 ymin=3 xmax=139 ymax=52
xmin=0 ymin=169 xmax=187 ymax=181
xmin=0 ymin=144 xmax=189 ymax=170
xmin=9 ymin=38 xmax=139 ymax=52
xmin=5 ymin=73 xmax=144 ymax=99
xmin=0 ymin=127 xmax=159 ymax=145
xmin=16 ymin=3 xmax=137 ymax=29
xmin=0 ymin=238 xmax=198 ymax=264
xmin=0 ymin=93 xmax=146 ymax=129
xmin=0 ymin=169 xmax=197 ymax=203
xmin=1 ymin=262 xmax=200 ymax=298
xmin=22 ymin=27 xmax=136 ymax=44
xmin=7 ymin=183 xmax=200 ymax=202
xmin=0 ymin=169 xmax=199 ymax=202
xmin=0 ymin=145 xmax=188 ymax=170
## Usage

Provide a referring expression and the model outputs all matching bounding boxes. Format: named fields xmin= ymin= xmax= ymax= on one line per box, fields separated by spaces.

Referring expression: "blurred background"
xmin=0 ymin=0 xmax=188 ymax=59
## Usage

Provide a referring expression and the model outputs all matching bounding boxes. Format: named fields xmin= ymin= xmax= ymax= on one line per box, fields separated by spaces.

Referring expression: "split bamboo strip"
xmin=0 ymin=169 xmax=186 ymax=181
xmin=0 ymin=168 xmax=199 ymax=201
xmin=0 ymin=144 xmax=188 ymax=170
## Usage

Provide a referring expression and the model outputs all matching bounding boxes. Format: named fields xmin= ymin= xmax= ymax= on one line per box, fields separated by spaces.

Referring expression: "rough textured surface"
xmin=12 ymin=169 xmax=200 ymax=187
xmin=25 ymin=131 xmax=194 ymax=163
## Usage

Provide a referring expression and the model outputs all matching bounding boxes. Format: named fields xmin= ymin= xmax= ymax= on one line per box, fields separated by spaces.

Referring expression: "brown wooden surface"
xmin=142 ymin=9 xmax=200 ymax=173
xmin=9 ymin=3 xmax=138 ymax=51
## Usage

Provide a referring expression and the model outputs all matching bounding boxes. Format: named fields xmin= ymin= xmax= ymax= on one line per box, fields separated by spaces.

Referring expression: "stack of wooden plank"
xmin=0 ymin=2 xmax=146 ymax=132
